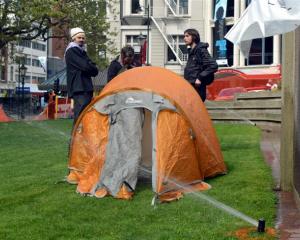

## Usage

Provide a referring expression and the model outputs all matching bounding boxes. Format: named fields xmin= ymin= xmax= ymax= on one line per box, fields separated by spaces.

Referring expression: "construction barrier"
xmin=34 ymin=96 xmax=73 ymax=120
xmin=55 ymin=97 xmax=73 ymax=119
xmin=0 ymin=104 xmax=13 ymax=122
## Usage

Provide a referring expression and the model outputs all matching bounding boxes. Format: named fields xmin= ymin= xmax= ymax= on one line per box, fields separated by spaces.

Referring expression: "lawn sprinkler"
xmin=257 ymin=218 xmax=265 ymax=233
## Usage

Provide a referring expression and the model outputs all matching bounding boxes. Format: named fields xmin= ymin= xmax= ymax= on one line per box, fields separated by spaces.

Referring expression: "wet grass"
xmin=0 ymin=120 xmax=277 ymax=240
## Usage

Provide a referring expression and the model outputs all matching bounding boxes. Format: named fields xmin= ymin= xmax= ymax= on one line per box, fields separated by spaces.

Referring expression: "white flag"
xmin=225 ymin=0 xmax=300 ymax=56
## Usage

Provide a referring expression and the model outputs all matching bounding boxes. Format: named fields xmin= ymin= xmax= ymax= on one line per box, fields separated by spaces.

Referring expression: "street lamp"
xmin=137 ymin=32 xmax=146 ymax=46
xmin=137 ymin=32 xmax=146 ymax=65
xmin=19 ymin=64 xmax=27 ymax=119
xmin=135 ymin=2 xmax=151 ymax=65
xmin=15 ymin=46 xmax=25 ymax=120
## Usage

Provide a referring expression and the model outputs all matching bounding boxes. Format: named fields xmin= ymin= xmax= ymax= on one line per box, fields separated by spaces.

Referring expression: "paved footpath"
xmin=260 ymin=124 xmax=300 ymax=240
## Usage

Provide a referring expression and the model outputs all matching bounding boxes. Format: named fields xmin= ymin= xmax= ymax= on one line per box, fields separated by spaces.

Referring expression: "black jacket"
xmin=184 ymin=42 xmax=218 ymax=101
xmin=65 ymin=47 xmax=98 ymax=97
xmin=107 ymin=56 xmax=140 ymax=82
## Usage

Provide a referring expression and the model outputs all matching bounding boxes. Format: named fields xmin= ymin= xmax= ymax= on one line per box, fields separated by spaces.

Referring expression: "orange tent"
xmin=67 ymin=66 xmax=226 ymax=202
xmin=0 ymin=105 xmax=13 ymax=122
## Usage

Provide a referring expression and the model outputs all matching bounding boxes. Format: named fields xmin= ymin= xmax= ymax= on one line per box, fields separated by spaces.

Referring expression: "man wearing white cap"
xmin=65 ymin=27 xmax=98 ymax=125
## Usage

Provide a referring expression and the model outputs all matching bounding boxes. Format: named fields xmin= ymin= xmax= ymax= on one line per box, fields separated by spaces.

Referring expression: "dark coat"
xmin=107 ymin=58 xmax=123 ymax=83
xmin=65 ymin=47 xmax=98 ymax=97
xmin=184 ymin=42 xmax=218 ymax=101
xmin=107 ymin=56 xmax=140 ymax=83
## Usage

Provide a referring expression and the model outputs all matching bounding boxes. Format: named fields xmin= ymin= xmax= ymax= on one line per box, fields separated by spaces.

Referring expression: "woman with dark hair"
xmin=184 ymin=29 xmax=200 ymax=44
xmin=107 ymin=45 xmax=141 ymax=82
xmin=183 ymin=28 xmax=218 ymax=101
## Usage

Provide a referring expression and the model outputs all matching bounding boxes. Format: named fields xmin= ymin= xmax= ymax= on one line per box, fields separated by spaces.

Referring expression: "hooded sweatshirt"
xmin=184 ymin=42 xmax=218 ymax=85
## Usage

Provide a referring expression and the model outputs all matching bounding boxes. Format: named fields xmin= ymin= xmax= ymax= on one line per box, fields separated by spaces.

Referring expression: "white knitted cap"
xmin=70 ymin=27 xmax=85 ymax=39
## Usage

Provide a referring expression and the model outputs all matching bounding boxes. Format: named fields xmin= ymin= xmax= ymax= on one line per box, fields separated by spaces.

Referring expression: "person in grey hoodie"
xmin=183 ymin=28 xmax=218 ymax=101
xmin=65 ymin=27 xmax=98 ymax=125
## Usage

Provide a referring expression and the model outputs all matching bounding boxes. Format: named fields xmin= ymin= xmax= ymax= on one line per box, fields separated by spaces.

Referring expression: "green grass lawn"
xmin=0 ymin=120 xmax=277 ymax=240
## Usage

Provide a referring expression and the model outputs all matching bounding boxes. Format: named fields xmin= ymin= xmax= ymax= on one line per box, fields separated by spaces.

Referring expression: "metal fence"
xmin=0 ymin=95 xmax=43 ymax=120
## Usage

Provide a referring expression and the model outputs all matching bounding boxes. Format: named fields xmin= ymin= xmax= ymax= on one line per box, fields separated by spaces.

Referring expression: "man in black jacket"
xmin=107 ymin=45 xmax=140 ymax=82
xmin=65 ymin=27 xmax=99 ymax=125
xmin=183 ymin=29 xmax=218 ymax=101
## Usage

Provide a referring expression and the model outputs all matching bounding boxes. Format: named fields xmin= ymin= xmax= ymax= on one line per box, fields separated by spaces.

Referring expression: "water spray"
xmin=139 ymin=166 xmax=265 ymax=233
xmin=206 ymin=100 xmax=257 ymax=126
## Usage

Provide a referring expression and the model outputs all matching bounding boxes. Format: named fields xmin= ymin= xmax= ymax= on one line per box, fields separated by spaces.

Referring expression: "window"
xmin=178 ymin=0 xmax=189 ymax=14
xmin=32 ymin=76 xmax=44 ymax=84
xmin=211 ymin=1 xmax=271 ymax=67
xmin=246 ymin=0 xmax=252 ymax=7
xmin=16 ymin=75 xmax=30 ymax=83
xmin=243 ymin=0 xmax=272 ymax=65
xmin=126 ymin=35 xmax=143 ymax=52
xmin=31 ymin=75 xmax=38 ymax=83
xmin=126 ymin=35 xmax=146 ymax=65
xmin=32 ymin=42 xmax=46 ymax=51
xmin=123 ymin=0 xmax=147 ymax=16
xmin=167 ymin=0 xmax=189 ymax=15
xmin=25 ymin=57 xmax=31 ymax=66
xmin=25 ymin=76 xmax=30 ymax=83
xmin=0 ymin=65 xmax=5 ymax=81
xmin=167 ymin=35 xmax=188 ymax=63
xmin=19 ymin=40 xmax=31 ymax=48
xmin=246 ymin=37 xmax=273 ymax=65
xmin=213 ymin=25 xmax=234 ymax=66
xmin=38 ymin=77 xmax=45 ymax=83
xmin=226 ymin=0 xmax=234 ymax=17
xmin=10 ymin=66 xmax=14 ymax=81
xmin=213 ymin=0 xmax=234 ymax=18
xmin=131 ymin=0 xmax=142 ymax=14
xmin=32 ymin=59 xmax=42 ymax=67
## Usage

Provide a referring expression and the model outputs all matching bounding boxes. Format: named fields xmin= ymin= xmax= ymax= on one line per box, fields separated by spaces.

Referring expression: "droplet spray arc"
xmin=139 ymin=166 xmax=265 ymax=232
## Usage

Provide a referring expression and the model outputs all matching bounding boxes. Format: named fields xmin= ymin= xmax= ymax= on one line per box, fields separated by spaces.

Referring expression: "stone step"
xmin=235 ymin=91 xmax=281 ymax=100
xmin=206 ymin=99 xmax=281 ymax=109
xmin=208 ymin=109 xmax=281 ymax=122
xmin=205 ymin=91 xmax=282 ymax=123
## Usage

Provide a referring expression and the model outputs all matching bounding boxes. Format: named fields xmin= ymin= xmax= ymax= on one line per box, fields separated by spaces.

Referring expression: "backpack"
xmin=196 ymin=44 xmax=217 ymax=86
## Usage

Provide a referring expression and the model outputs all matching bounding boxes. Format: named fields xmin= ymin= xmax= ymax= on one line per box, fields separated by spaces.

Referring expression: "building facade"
xmin=108 ymin=0 xmax=281 ymax=75
xmin=11 ymin=39 xmax=47 ymax=84
xmin=0 ymin=38 xmax=47 ymax=97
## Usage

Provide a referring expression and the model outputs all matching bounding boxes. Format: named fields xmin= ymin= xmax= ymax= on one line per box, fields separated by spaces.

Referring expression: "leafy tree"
xmin=0 ymin=0 xmax=116 ymax=67
xmin=63 ymin=0 xmax=118 ymax=68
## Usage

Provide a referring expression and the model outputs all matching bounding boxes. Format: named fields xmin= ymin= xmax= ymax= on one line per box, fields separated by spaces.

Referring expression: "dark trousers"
xmin=72 ymin=91 xmax=93 ymax=125
xmin=193 ymin=84 xmax=207 ymax=102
